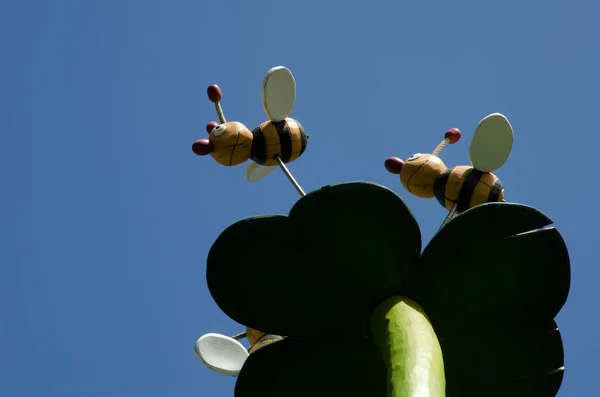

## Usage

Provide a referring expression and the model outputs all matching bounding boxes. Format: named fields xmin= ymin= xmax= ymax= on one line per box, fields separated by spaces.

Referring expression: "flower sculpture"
xmin=206 ymin=182 xmax=570 ymax=397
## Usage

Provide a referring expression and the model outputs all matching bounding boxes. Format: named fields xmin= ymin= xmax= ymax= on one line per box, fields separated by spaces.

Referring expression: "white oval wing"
xmin=468 ymin=113 xmax=514 ymax=172
xmin=245 ymin=162 xmax=276 ymax=182
xmin=262 ymin=66 xmax=296 ymax=122
xmin=195 ymin=333 xmax=249 ymax=377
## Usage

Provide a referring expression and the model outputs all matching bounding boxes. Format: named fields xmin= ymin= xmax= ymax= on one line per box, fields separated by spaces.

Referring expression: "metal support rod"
xmin=232 ymin=332 xmax=247 ymax=340
xmin=439 ymin=202 xmax=459 ymax=230
xmin=275 ymin=155 xmax=306 ymax=197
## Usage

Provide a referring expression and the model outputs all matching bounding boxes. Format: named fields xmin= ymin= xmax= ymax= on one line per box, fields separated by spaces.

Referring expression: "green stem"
xmin=370 ymin=296 xmax=446 ymax=397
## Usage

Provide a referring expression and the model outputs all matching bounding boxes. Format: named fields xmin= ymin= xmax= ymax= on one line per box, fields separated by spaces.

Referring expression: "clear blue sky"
xmin=0 ymin=1 xmax=594 ymax=396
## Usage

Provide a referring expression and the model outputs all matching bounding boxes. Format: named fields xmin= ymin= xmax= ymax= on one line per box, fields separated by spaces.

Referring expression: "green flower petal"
xmin=235 ymin=337 xmax=385 ymax=397
xmin=409 ymin=202 xmax=570 ymax=396
xmin=235 ymin=322 xmax=564 ymax=397
xmin=206 ymin=182 xmax=421 ymax=336
xmin=411 ymin=203 xmax=570 ymax=335
xmin=442 ymin=320 xmax=564 ymax=396
xmin=464 ymin=371 xmax=563 ymax=397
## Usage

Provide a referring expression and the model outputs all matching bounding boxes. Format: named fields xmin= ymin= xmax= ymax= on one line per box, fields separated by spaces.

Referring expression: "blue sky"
xmin=0 ymin=0 xmax=594 ymax=396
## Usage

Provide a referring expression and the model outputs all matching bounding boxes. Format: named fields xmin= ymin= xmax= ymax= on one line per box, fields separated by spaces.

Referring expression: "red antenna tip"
xmin=444 ymin=128 xmax=461 ymax=144
xmin=207 ymin=84 xmax=222 ymax=102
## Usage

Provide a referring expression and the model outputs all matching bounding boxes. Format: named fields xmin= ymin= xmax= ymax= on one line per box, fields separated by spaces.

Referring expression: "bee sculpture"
xmin=384 ymin=113 xmax=514 ymax=225
xmin=192 ymin=66 xmax=308 ymax=196
xmin=194 ymin=327 xmax=284 ymax=377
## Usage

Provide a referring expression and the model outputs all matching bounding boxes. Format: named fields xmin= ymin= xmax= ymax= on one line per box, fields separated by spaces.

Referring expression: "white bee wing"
xmin=468 ymin=113 xmax=514 ymax=172
xmin=262 ymin=66 xmax=296 ymax=122
xmin=194 ymin=333 xmax=249 ymax=377
xmin=245 ymin=162 xmax=276 ymax=182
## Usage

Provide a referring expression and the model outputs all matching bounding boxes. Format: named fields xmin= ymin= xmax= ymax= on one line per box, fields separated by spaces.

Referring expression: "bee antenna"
xmin=207 ymin=84 xmax=227 ymax=124
xmin=432 ymin=128 xmax=461 ymax=156
xmin=231 ymin=331 xmax=247 ymax=341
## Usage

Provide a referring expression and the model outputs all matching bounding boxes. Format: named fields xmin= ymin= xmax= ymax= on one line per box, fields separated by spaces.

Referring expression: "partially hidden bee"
xmin=384 ymin=113 xmax=514 ymax=224
xmin=195 ymin=327 xmax=284 ymax=377
xmin=192 ymin=66 xmax=308 ymax=195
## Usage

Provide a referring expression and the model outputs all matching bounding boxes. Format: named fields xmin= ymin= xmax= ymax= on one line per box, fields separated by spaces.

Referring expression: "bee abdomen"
xmin=248 ymin=333 xmax=284 ymax=354
xmin=250 ymin=118 xmax=308 ymax=166
xmin=433 ymin=168 xmax=453 ymax=208
xmin=434 ymin=167 xmax=505 ymax=212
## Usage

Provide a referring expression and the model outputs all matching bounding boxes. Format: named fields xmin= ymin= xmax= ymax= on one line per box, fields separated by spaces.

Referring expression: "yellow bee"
xmin=195 ymin=327 xmax=284 ymax=377
xmin=245 ymin=328 xmax=284 ymax=354
xmin=385 ymin=113 xmax=514 ymax=223
xmin=192 ymin=66 xmax=308 ymax=194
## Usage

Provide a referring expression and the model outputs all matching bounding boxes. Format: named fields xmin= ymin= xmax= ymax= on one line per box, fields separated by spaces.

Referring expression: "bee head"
xmin=389 ymin=153 xmax=447 ymax=199
xmin=204 ymin=121 xmax=253 ymax=166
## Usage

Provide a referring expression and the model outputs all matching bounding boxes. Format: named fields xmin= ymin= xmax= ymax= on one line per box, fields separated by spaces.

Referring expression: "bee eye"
xmin=407 ymin=153 xmax=422 ymax=161
xmin=212 ymin=124 xmax=227 ymax=137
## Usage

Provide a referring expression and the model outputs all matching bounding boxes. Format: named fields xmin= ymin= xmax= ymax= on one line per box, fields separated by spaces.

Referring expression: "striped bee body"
xmin=246 ymin=327 xmax=284 ymax=354
xmin=250 ymin=117 xmax=308 ymax=166
xmin=434 ymin=166 xmax=505 ymax=213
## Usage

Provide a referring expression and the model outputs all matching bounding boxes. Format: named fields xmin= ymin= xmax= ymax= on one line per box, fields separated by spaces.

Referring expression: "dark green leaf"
xmin=235 ymin=337 xmax=386 ymax=397
xmin=411 ymin=204 xmax=570 ymax=335
xmin=207 ymin=182 xmax=421 ymax=336
xmin=442 ymin=320 xmax=564 ymax=396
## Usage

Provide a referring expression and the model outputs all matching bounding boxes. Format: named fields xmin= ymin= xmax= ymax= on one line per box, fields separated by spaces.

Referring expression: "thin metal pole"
xmin=275 ymin=156 xmax=306 ymax=197
xmin=232 ymin=332 xmax=247 ymax=340
xmin=439 ymin=202 xmax=459 ymax=230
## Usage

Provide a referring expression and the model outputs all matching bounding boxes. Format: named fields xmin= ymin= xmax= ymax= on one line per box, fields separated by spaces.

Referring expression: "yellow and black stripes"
xmin=248 ymin=333 xmax=284 ymax=354
xmin=246 ymin=327 xmax=284 ymax=354
xmin=250 ymin=118 xmax=308 ymax=166
xmin=434 ymin=166 xmax=505 ymax=212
